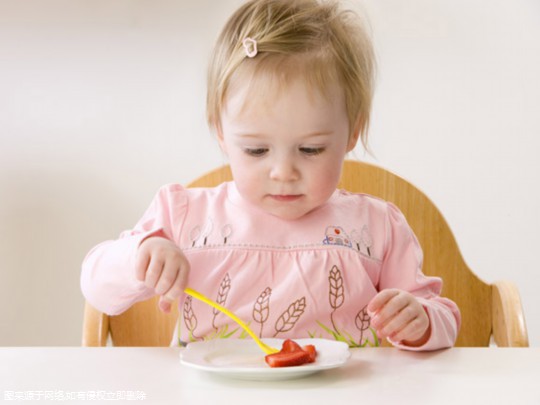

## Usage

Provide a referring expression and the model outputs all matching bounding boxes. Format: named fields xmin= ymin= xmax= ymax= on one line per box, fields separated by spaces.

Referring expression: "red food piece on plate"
xmin=302 ymin=344 xmax=317 ymax=363
xmin=265 ymin=339 xmax=318 ymax=368
xmin=265 ymin=350 xmax=311 ymax=368
xmin=281 ymin=339 xmax=303 ymax=353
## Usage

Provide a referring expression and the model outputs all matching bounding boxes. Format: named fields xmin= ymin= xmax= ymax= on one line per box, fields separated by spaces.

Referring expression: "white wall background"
xmin=1 ymin=0 xmax=538 ymax=346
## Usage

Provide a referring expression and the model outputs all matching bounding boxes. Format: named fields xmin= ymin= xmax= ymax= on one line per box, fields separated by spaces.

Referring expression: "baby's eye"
xmin=299 ymin=147 xmax=325 ymax=156
xmin=244 ymin=147 xmax=268 ymax=157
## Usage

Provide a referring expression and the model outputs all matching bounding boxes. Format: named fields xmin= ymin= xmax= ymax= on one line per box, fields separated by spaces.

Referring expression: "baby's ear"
xmin=216 ymin=127 xmax=228 ymax=155
xmin=346 ymin=117 xmax=363 ymax=152
xmin=347 ymin=130 xmax=360 ymax=152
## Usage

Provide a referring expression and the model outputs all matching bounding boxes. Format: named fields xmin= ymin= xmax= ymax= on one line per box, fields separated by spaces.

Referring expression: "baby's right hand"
xmin=135 ymin=236 xmax=190 ymax=313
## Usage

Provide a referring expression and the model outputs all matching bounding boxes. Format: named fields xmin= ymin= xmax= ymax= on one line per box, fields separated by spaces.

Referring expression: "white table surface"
xmin=1 ymin=346 xmax=539 ymax=404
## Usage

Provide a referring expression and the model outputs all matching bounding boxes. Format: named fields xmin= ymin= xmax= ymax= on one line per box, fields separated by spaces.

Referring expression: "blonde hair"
xmin=207 ymin=0 xmax=375 ymax=149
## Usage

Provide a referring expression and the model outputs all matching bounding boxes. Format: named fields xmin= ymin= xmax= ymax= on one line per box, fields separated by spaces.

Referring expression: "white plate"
xmin=180 ymin=338 xmax=351 ymax=381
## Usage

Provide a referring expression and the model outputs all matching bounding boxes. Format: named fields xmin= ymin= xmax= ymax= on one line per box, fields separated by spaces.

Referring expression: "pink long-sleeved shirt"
xmin=81 ymin=182 xmax=460 ymax=350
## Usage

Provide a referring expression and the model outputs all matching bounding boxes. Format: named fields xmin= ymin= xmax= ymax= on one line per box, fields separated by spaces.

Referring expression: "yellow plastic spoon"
xmin=184 ymin=287 xmax=279 ymax=354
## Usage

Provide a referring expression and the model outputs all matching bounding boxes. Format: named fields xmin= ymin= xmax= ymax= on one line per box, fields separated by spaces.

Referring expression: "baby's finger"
xmin=154 ymin=261 xmax=179 ymax=296
xmin=377 ymin=305 xmax=417 ymax=338
xmin=391 ymin=315 xmax=429 ymax=344
xmin=135 ymin=249 xmax=150 ymax=282
xmin=162 ymin=265 xmax=189 ymax=301
xmin=367 ymin=289 xmax=400 ymax=315
xmin=158 ymin=262 xmax=189 ymax=314
xmin=144 ymin=256 xmax=164 ymax=289
xmin=158 ymin=295 xmax=174 ymax=313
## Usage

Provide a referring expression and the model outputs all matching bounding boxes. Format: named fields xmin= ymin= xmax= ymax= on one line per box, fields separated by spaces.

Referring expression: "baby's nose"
xmin=269 ymin=157 xmax=299 ymax=182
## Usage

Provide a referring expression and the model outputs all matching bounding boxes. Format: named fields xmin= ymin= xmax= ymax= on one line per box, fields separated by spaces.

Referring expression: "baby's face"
xmin=218 ymin=77 xmax=355 ymax=220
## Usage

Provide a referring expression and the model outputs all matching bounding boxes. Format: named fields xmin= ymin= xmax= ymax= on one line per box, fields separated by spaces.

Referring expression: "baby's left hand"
xmin=367 ymin=289 xmax=431 ymax=347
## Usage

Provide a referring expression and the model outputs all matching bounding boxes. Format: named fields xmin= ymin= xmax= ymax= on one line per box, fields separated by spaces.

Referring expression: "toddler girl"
xmin=81 ymin=0 xmax=460 ymax=350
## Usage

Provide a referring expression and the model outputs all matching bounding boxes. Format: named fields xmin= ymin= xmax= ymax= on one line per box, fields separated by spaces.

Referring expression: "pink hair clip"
xmin=242 ymin=37 xmax=258 ymax=58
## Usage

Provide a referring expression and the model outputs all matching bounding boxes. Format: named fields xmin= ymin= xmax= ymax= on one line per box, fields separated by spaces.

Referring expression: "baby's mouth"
xmin=269 ymin=194 xmax=303 ymax=202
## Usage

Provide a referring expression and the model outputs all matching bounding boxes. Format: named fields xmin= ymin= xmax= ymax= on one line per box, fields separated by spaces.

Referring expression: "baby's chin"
xmin=261 ymin=205 xmax=319 ymax=221
xmin=240 ymin=192 xmax=323 ymax=220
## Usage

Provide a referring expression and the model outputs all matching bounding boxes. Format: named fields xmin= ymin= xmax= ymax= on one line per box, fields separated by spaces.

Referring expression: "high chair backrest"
xmin=82 ymin=160 xmax=528 ymax=347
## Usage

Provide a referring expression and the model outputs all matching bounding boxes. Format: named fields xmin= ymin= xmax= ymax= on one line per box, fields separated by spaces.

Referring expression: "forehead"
xmin=222 ymin=74 xmax=348 ymax=141
xmin=224 ymin=54 xmax=344 ymax=120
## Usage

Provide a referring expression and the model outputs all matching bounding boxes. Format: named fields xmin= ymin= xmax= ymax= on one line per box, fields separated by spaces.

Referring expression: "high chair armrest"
xmin=491 ymin=281 xmax=528 ymax=347
xmin=82 ymin=302 xmax=109 ymax=347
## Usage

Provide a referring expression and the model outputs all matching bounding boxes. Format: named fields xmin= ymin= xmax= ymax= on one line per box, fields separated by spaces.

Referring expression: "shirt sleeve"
xmin=379 ymin=202 xmax=461 ymax=351
xmin=80 ymin=184 xmax=189 ymax=315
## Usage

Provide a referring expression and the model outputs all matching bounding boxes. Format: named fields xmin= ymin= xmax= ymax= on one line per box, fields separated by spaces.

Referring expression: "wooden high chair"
xmin=82 ymin=160 xmax=528 ymax=347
